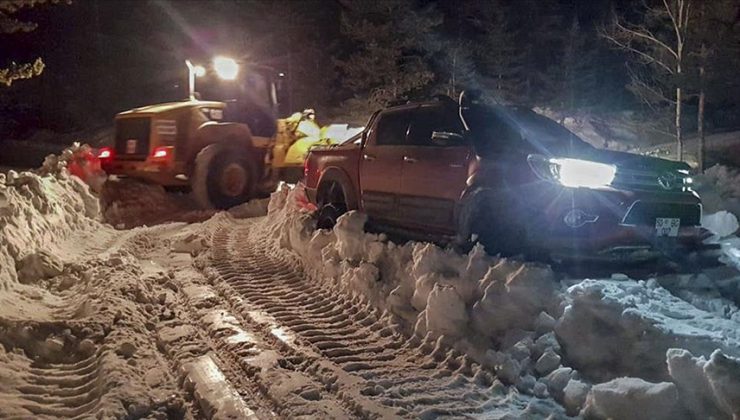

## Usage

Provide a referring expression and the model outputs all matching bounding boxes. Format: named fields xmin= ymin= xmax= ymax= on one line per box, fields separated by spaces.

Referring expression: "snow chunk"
xmin=535 ymin=348 xmax=561 ymax=376
xmin=171 ymin=232 xmax=210 ymax=254
xmin=16 ymin=250 xmax=64 ymax=283
xmin=423 ymin=283 xmax=468 ymax=339
xmin=666 ymin=348 xmax=726 ymax=419
xmin=702 ymin=211 xmax=739 ymax=238
xmin=704 ymin=350 xmax=740 ymax=418
xmin=472 ymin=262 xmax=558 ymax=338
xmin=583 ymin=377 xmax=681 ymax=420
xmin=556 ymin=279 xmax=740 ymax=380
xmin=563 ymin=379 xmax=590 ymax=415
xmin=334 ymin=211 xmax=368 ymax=262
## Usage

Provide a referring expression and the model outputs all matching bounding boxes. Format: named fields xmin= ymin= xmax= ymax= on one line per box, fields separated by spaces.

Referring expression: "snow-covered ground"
xmin=263 ymin=184 xmax=740 ymax=419
xmin=1 ymin=147 xmax=740 ymax=419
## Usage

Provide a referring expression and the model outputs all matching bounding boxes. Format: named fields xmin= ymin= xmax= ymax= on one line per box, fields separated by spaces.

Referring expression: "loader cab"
xmin=196 ymin=64 xmax=279 ymax=138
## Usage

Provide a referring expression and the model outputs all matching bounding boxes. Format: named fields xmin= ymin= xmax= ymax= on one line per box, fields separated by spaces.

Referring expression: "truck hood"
xmin=117 ymin=100 xmax=224 ymax=116
xmin=573 ymin=148 xmax=690 ymax=172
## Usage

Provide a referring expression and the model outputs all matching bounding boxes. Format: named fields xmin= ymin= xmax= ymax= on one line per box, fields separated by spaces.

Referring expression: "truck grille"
xmin=611 ymin=168 xmax=690 ymax=192
xmin=622 ymin=201 xmax=701 ymax=226
xmin=114 ymin=118 xmax=151 ymax=160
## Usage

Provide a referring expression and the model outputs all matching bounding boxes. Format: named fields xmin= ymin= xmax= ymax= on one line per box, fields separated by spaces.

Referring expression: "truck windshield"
xmin=466 ymin=105 xmax=593 ymax=156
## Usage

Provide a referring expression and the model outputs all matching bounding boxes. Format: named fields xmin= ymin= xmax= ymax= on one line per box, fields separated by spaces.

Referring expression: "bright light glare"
xmin=193 ymin=65 xmax=206 ymax=77
xmin=213 ymin=56 xmax=239 ymax=80
xmin=153 ymin=148 xmax=169 ymax=158
xmin=97 ymin=148 xmax=111 ymax=159
xmin=550 ymin=158 xmax=616 ymax=188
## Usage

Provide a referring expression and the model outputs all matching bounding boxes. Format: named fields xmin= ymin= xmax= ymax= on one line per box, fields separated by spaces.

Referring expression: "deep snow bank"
xmin=1 ymin=168 xmax=99 ymax=290
xmin=0 ymin=148 xmax=187 ymax=418
xmin=262 ymin=184 xmax=740 ymax=419
xmin=557 ymin=279 xmax=740 ymax=381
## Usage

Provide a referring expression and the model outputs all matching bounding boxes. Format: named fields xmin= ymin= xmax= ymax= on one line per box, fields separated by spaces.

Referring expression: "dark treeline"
xmin=2 ymin=0 xmax=740 ymax=147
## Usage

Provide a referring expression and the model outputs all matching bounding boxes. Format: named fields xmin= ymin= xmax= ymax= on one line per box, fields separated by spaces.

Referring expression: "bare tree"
xmin=695 ymin=0 xmax=707 ymax=172
xmin=602 ymin=0 xmax=692 ymax=161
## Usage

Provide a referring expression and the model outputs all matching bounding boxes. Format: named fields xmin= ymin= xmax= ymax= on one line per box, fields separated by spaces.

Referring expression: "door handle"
xmin=403 ymin=156 xmax=417 ymax=163
xmin=449 ymin=163 xmax=464 ymax=168
xmin=363 ymin=154 xmax=376 ymax=161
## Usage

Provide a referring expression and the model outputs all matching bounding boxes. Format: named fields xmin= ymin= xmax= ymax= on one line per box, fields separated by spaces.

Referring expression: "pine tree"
xmin=337 ymin=0 xmax=443 ymax=107
xmin=0 ymin=0 xmax=63 ymax=87
xmin=549 ymin=15 xmax=603 ymax=113
xmin=472 ymin=0 xmax=564 ymax=106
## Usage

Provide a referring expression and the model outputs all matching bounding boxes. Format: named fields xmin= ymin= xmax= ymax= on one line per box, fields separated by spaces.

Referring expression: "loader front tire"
xmin=192 ymin=145 xmax=256 ymax=209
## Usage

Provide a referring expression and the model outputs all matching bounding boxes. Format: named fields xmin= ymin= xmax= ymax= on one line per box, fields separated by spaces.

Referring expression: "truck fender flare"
xmin=317 ymin=167 xmax=358 ymax=211
xmin=187 ymin=122 xmax=256 ymax=169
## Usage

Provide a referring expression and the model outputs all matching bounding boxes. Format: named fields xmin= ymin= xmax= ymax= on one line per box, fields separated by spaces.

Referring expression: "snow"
xmin=2 ymin=144 xmax=740 ymax=419
xmin=703 ymin=210 xmax=740 ymax=238
xmin=556 ymin=278 xmax=740 ymax=381
xmin=696 ymin=164 xmax=740 ymax=220
xmin=583 ymin=378 xmax=682 ymax=420
xmin=262 ymin=183 xmax=740 ymax=418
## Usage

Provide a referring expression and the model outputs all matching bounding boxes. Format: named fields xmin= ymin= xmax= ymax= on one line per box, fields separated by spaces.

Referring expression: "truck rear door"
xmin=359 ymin=108 xmax=413 ymax=223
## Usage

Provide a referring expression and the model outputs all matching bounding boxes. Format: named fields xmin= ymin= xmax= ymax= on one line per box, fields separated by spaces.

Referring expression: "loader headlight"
xmin=213 ymin=56 xmax=239 ymax=80
xmin=193 ymin=65 xmax=206 ymax=77
xmin=528 ymin=155 xmax=616 ymax=188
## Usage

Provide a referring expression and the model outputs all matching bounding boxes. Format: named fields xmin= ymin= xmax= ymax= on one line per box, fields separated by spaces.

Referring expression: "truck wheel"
xmin=469 ymin=195 xmax=526 ymax=257
xmin=192 ymin=145 xmax=256 ymax=209
xmin=315 ymin=181 xmax=347 ymax=229
xmin=316 ymin=203 xmax=347 ymax=230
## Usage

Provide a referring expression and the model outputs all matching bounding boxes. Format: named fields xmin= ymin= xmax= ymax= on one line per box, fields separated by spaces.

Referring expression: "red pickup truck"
xmin=304 ymin=94 xmax=710 ymax=261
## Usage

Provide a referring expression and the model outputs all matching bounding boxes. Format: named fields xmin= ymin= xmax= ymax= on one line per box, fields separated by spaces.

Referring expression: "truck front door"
xmin=359 ymin=108 xmax=413 ymax=223
xmin=399 ymin=104 xmax=471 ymax=233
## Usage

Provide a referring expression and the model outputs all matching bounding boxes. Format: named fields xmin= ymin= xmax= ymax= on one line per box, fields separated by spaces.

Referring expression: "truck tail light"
xmin=97 ymin=147 xmax=114 ymax=160
xmin=151 ymin=146 xmax=173 ymax=161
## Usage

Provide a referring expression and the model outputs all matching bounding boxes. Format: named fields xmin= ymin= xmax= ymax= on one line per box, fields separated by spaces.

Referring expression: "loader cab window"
xmin=197 ymin=67 xmax=278 ymax=138
xmin=374 ymin=110 xmax=411 ymax=146
xmin=407 ymin=105 xmax=464 ymax=146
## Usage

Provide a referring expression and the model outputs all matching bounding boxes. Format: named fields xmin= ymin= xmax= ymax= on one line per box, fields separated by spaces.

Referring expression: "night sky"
xmin=1 ymin=0 xmax=737 ymax=138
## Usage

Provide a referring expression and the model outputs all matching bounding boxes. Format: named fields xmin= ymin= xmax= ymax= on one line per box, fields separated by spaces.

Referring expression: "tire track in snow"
xmin=208 ymin=218 xmax=534 ymax=419
xmin=9 ymin=349 xmax=108 ymax=418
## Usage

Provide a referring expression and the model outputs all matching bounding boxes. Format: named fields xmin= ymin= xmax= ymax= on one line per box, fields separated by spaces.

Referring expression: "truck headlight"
xmin=528 ymin=155 xmax=616 ymax=188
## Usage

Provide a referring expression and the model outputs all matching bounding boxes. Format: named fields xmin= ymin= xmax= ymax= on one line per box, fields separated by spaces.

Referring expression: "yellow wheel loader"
xmin=99 ymin=60 xmax=344 ymax=209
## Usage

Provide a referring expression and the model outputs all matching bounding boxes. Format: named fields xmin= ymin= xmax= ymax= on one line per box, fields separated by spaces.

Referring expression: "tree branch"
xmin=613 ymin=18 xmax=678 ymax=58
xmin=601 ymin=29 xmax=675 ymax=74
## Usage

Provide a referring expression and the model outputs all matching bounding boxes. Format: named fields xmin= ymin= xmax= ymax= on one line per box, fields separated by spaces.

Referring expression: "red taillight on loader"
xmin=150 ymin=146 xmax=173 ymax=162
xmin=97 ymin=147 xmax=114 ymax=160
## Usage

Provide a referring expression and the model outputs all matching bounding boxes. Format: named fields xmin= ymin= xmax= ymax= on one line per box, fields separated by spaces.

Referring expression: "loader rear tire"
xmin=192 ymin=144 xmax=256 ymax=209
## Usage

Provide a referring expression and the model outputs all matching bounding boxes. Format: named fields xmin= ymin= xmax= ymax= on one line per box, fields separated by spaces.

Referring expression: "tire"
xmin=191 ymin=144 xmax=256 ymax=209
xmin=471 ymin=201 xmax=519 ymax=256
xmin=462 ymin=190 xmax=532 ymax=257
xmin=315 ymin=181 xmax=348 ymax=229
xmin=316 ymin=203 xmax=347 ymax=230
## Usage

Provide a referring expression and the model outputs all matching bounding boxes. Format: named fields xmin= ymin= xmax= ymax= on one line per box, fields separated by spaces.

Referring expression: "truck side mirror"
xmin=431 ymin=131 xmax=464 ymax=146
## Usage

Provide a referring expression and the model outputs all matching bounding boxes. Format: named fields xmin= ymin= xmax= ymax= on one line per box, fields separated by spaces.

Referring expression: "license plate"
xmin=655 ymin=217 xmax=680 ymax=237
xmin=126 ymin=139 xmax=137 ymax=154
